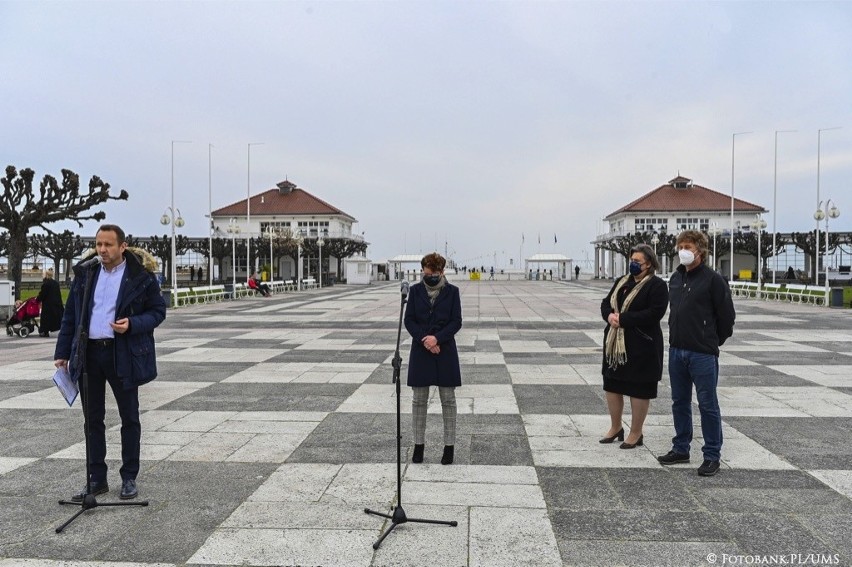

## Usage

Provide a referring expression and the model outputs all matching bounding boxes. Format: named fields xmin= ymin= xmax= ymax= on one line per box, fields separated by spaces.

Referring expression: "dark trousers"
xmin=82 ymin=343 xmax=141 ymax=482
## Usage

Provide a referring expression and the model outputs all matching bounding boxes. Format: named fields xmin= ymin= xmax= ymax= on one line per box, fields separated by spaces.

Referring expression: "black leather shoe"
xmin=441 ymin=445 xmax=454 ymax=465
xmin=619 ymin=434 xmax=644 ymax=449
xmin=120 ymin=479 xmax=138 ymax=500
xmin=71 ymin=481 xmax=108 ymax=502
xmin=412 ymin=444 xmax=424 ymax=463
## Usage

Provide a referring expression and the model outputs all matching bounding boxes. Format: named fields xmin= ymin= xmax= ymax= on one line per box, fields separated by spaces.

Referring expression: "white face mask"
xmin=678 ymin=249 xmax=695 ymax=266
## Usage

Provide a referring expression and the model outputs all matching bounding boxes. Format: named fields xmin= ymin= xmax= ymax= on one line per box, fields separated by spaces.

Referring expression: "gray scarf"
xmin=423 ymin=275 xmax=446 ymax=305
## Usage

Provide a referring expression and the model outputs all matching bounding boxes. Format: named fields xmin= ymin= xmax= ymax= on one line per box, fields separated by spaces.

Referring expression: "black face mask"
xmin=423 ymin=274 xmax=441 ymax=287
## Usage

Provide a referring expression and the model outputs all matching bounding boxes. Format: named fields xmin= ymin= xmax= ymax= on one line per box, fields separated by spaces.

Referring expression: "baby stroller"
xmin=6 ymin=297 xmax=41 ymax=338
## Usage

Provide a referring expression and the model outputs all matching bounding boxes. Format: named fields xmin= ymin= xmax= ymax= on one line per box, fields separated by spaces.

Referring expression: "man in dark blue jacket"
xmin=658 ymin=230 xmax=735 ymax=477
xmin=54 ymin=224 xmax=166 ymax=500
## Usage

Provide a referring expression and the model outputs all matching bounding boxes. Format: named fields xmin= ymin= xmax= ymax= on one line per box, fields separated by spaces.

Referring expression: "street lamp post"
xmin=208 ymin=143 xmax=214 ymax=286
xmin=814 ymin=200 xmax=840 ymax=305
xmin=772 ymin=130 xmax=796 ymax=284
xmin=297 ymin=241 xmax=302 ymax=291
xmin=815 ymin=128 xmax=841 ymax=283
xmin=266 ymin=225 xmax=275 ymax=281
xmin=750 ymin=215 xmax=767 ymax=291
xmin=246 ymin=142 xmax=264 ymax=276
xmin=317 ymin=238 xmax=325 ymax=288
xmin=709 ymin=222 xmax=721 ymax=271
xmin=227 ymin=218 xmax=240 ymax=298
xmin=168 ymin=140 xmax=191 ymax=296
xmin=160 ymin=207 xmax=185 ymax=297
xmin=731 ymin=131 xmax=752 ymax=282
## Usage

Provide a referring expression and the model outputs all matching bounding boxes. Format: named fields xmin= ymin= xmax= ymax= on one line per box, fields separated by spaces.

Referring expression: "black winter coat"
xmin=37 ymin=278 xmax=64 ymax=332
xmin=668 ymin=262 xmax=735 ymax=356
xmin=405 ymin=281 xmax=463 ymax=387
xmin=600 ymin=275 xmax=669 ymax=383
xmin=55 ymin=248 xmax=166 ymax=388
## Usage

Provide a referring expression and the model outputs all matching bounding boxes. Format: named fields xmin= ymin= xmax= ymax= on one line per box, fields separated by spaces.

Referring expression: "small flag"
xmin=538 ymin=233 xmax=541 ymax=245
xmin=554 ymin=234 xmax=557 ymax=244
xmin=522 ymin=233 xmax=525 ymax=244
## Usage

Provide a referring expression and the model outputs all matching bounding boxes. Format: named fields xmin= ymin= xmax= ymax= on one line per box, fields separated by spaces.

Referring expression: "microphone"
xmin=400 ymin=280 xmax=410 ymax=298
xmin=79 ymin=256 xmax=100 ymax=268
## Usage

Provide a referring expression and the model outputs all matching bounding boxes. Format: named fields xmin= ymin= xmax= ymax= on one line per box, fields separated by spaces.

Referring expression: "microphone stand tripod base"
xmin=365 ymin=504 xmax=458 ymax=550
xmin=56 ymin=494 xmax=149 ymax=533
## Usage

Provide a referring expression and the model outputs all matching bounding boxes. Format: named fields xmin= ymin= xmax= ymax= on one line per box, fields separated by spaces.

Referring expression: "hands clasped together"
xmin=422 ymin=335 xmax=440 ymax=355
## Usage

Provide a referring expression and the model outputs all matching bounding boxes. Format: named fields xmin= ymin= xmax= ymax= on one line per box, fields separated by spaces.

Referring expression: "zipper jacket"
xmin=667 ymin=262 xmax=736 ymax=356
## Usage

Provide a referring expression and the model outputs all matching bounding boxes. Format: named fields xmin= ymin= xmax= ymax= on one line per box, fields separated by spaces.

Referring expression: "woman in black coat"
xmin=37 ymin=273 xmax=64 ymax=337
xmin=404 ymin=252 xmax=462 ymax=465
xmin=600 ymin=244 xmax=668 ymax=449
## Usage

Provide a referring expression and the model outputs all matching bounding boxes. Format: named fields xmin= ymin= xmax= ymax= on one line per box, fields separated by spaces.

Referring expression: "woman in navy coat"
xmin=404 ymin=252 xmax=462 ymax=465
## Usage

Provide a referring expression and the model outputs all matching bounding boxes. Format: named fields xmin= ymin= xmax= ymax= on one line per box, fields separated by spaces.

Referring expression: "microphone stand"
xmin=56 ymin=264 xmax=148 ymax=533
xmin=364 ymin=281 xmax=457 ymax=550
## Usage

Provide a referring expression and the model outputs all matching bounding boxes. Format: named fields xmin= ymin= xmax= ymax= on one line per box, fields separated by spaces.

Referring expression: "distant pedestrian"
xmin=575 ymin=265 xmax=580 ymax=280
xmin=197 ymin=266 xmax=204 ymax=282
xmin=37 ymin=272 xmax=64 ymax=337
xmin=190 ymin=266 xmax=195 ymax=281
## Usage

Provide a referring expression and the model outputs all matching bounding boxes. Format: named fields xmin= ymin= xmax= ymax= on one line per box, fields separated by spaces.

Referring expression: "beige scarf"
xmin=605 ymin=274 xmax=651 ymax=369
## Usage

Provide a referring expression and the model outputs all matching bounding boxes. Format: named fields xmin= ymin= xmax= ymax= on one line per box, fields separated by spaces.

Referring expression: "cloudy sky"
xmin=3 ymin=1 xmax=851 ymax=270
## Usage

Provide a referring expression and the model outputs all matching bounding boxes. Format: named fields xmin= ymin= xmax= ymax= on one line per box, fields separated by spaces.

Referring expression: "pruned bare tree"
xmin=1 ymin=166 xmax=128 ymax=298
xmin=29 ymin=230 xmax=88 ymax=282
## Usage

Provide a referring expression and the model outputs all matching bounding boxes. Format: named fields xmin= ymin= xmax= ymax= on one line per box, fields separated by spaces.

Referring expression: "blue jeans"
xmin=668 ymin=347 xmax=723 ymax=461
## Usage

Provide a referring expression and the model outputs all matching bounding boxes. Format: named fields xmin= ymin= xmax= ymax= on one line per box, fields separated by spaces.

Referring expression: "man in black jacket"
xmin=658 ymin=230 xmax=735 ymax=476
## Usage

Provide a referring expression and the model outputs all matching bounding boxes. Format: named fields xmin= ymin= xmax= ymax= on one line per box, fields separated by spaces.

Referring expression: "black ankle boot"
xmin=412 ymin=444 xmax=424 ymax=463
xmin=441 ymin=445 xmax=454 ymax=465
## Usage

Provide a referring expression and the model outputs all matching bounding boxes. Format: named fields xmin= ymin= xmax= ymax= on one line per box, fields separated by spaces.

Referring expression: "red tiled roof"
xmin=212 ymin=181 xmax=356 ymax=221
xmin=606 ymin=177 xmax=766 ymax=219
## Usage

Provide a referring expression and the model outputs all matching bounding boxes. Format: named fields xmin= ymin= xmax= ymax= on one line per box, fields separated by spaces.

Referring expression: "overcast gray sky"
xmin=3 ymin=0 xmax=851 ymax=269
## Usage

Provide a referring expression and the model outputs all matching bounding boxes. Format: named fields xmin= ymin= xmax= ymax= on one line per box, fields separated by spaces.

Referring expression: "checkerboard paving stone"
xmin=1 ymin=279 xmax=851 ymax=566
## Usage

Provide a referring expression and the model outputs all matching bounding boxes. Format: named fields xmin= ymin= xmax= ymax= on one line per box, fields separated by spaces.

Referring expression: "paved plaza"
xmin=0 ymin=278 xmax=851 ymax=567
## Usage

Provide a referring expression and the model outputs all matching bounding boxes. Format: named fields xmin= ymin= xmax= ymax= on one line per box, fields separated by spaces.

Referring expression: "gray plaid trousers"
xmin=411 ymin=386 xmax=457 ymax=446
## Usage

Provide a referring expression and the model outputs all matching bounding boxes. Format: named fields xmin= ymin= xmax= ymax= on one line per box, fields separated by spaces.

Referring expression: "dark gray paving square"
xmin=797 ymin=513 xmax=852 ymax=565
xmin=538 ymin=467 xmax=620 ymax=510
xmin=719 ymin=513 xmax=843 ymax=558
xmin=503 ymin=353 xmax=569 ymax=364
xmin=723 ymin=417 xmax=852 ymax=470
xmin=0 ymin=409 xmax=91 ymax=457
xmin=474 ymin=339 xmax=502 ymax=352
xmin=730 ymin=351 xmax=852 ymax=366
xmin=157 ymin=361 xmax=256 ymax=382
xmin=286 ymin=413 xmax=402 ymax=464
xmin=469 ymin=434 xmax=532 ymax=466
xmin=514 ymin=384 xmax=605 ymax=414
xmin=157 ymin=382 xmax=357 ymax=412
xmin=0 ymin=380 xmax=55 ymax=401
xmin=459 ymin=364 xmax=512 ymax=384
xmin=549 ymin=509 xmax=730 ymax=542
xmin=543 ymin=333 xmax=601 ymax=348
xmin=0 ymin=460 xmax=277 ymax=563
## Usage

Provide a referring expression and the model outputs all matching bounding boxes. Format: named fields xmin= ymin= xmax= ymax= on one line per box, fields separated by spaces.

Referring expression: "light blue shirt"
xmin=88 ymin=259 xmax=127 ymax=339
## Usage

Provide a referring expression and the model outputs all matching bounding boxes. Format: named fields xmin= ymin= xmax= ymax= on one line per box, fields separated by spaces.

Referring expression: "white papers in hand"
xmin=52 ymin=366 xmax=78 ymax=407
